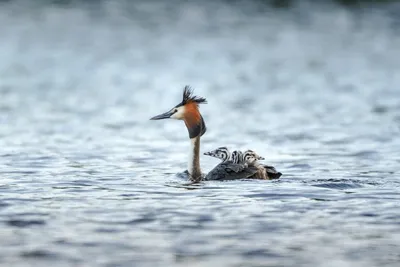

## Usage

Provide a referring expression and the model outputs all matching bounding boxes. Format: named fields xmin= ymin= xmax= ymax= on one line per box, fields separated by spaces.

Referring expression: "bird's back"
xmin=260 ymin=164 xmax=282 ymax=179
xmin=204 ymin=161 xmax=258 ymax=181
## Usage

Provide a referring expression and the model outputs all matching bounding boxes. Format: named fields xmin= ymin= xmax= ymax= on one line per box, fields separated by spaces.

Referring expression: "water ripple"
xmin=5 ymin=219 xmax=46 ymax=228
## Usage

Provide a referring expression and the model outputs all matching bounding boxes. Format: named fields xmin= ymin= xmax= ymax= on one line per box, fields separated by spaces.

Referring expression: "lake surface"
xmin=1 ymin=0 xmax=400 ymax=266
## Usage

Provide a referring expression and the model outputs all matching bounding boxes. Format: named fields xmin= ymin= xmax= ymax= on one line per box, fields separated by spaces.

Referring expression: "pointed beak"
xmin=258 ymin=156 xmax=265 ymax=160
xmin=203 ymin=151 xmax=212 ymax=156
xmin=150 ymin=109 xmax=174 ymax=120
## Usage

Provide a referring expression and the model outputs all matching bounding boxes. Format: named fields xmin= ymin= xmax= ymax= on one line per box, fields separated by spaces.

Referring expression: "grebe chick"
xmin=203 ymin=147 xmax=231 ymax=162
xmin=203 ymin=147 xmax=247 ymax=166
xmin=243 ymin=150 xmax=282 ymax=180
xmin=204 ymin=148 xmax=249 ymax=169
xmin=231 ymin=150 xmax=245 ymax=165
xmin=242 ymin=150 xmax=265 ymax=165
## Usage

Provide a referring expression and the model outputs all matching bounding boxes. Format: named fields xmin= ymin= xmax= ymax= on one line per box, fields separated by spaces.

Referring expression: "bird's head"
xmin=150 ymin=85 xmax=207 ymax=138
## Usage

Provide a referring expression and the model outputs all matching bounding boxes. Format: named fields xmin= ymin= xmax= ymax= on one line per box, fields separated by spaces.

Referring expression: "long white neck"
xmin=188 ymin=136 xmax=202 ymax=181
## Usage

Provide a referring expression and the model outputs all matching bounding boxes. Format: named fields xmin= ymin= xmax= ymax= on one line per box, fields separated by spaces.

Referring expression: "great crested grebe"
xmin=150 ymin=86 xmax=282 ymax=182
xmin=150 ymin=86 xmax=207 ymax=182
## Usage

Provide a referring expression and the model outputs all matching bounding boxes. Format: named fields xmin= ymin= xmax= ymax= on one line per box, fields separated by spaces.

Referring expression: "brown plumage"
xmin=250 ymin=164 xmax=282 ymax=180
xmin=179 ymin=86 xmax=207 ymax=139
xmin=183 ymin=102 xmax=202 ymax=131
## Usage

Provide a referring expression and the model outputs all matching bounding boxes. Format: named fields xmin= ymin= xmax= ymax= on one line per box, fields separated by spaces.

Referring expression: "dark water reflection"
xmin=1 ymin=0 xmax=400 ymax=266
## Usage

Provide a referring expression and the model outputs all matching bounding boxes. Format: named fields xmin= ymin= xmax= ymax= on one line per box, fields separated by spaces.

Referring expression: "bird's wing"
xmin=224 ymin=162 xmax=247 ymax=173
xmin=205 ymin=163 xmax=258 ymax=181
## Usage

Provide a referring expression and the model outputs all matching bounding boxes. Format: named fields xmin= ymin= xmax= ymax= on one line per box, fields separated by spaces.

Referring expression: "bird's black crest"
xmin=176 ymin=85 xmax=207 ymax=107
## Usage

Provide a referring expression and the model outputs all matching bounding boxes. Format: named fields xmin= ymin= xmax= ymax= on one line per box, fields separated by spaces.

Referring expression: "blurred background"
xmin=1 ymin=0 xmax=400 ymax=266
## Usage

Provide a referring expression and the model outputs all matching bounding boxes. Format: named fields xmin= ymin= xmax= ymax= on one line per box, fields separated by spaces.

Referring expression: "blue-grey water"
xmin=1 ymin=0 xmax=400 ymax=266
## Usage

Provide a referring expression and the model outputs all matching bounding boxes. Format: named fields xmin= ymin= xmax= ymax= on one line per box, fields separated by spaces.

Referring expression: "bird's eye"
xmin=173 ymin=109 xmax=178 ymax=113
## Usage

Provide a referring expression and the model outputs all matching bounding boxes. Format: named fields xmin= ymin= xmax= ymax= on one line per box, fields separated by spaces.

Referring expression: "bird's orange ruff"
xmin=183 ymin=102 xmax=202 ymax=131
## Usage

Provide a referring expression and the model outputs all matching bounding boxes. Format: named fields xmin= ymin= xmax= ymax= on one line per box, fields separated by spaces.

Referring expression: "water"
xmin=1 ymin=0 xmax=400 ymax=266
